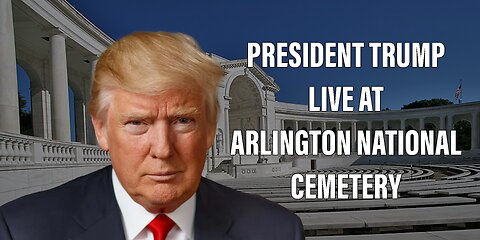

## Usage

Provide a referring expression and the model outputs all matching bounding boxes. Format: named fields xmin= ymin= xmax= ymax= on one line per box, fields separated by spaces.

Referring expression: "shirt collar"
xmin=112 ymin=169 xmax=196 ymax=240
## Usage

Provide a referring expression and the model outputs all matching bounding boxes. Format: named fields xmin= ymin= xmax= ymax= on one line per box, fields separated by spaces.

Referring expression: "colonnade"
xmin=0 ymin=0 xmax=20 ymax=134
xmin=0 ymin=0 xmax=99 ymax=144
xmin=280 ymin=111 xmax=480 ymax=152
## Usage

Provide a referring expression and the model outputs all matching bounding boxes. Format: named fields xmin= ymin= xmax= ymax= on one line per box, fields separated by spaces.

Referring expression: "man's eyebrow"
xmin=169 ymin=106 xmax=200 ymax=116
xmin=119 ymin=112 xmax=154 ymax=119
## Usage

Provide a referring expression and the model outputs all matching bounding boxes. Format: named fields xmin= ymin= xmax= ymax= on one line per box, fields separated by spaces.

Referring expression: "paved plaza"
xmin=218 ymin=164 xmax=480 ymax=239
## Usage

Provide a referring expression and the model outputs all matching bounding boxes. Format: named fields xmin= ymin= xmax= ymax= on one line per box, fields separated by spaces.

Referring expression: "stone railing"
xmin=0 ymin=131 xmax=110 ymax=170
xmin=233 ymin=162 xmax=293 ymax=178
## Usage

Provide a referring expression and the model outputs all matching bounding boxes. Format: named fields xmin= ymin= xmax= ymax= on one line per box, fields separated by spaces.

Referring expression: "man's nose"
xmin=149 ymin=122 xmax=174 ymax=159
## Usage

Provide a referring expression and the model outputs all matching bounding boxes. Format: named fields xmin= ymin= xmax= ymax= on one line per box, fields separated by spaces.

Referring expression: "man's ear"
xmin=91 ymin=115 xmax=109 ymax=151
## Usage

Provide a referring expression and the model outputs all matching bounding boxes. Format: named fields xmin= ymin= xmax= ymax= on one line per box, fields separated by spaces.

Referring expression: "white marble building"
xmin=211 ymin=54 xmax=479 ymax=176
xmin=0 ymin=0 xmax=479 ymax=203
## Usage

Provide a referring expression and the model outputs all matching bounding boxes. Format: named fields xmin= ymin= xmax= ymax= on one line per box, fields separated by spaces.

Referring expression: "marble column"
xmin=74 ymin=97 xmax=86 ymax=143
xmin=337 ymin=122 xmax=342 ymax=130
xmin=367 ymin=120 xmax=373 ymax=139
xmin=263 ymin=115 xmax=268 ymax=131
xmin=400 ymin=119 xmax=406 ymax=131
xmin=31 ymin=90 xmax=52 ymax=139
xmin=50 ymin=32 xmax=71 ymax=142
xmin=352 ymin=122 xmax=357 ymax=152
xmin=259 ymin=115 xmax=266 ymax=161
xmin=439 ymin=115 xmax=446 ymax=129
xmin=419 ymin=117 xmax=425 ymax=130
xmin=472 ymin=112 xmax=479 ymax=150
xmin=294 ymin=120 xmax=299 ymax=131
xmin=447 ymin=115 xmax=454 ymax=131
xmin=224 ymin=106 xmax=230 ymax=154
xmin=211 ymin=141 xmax=216 ymax=167
xmin=307 ymin=121 xmax=312 ymax=155
xmin=0 ymin=0 xmax=20 ymax=133
xmin=447 ymin=115 xmax=454 ymax=142
xmin=382 ymin=120 xmax=389 ymax=152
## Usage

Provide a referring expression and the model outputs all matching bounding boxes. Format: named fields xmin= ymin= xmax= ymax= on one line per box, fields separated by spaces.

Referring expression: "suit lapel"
xmin=66 ymin=169 xmax=231 ymax=240
xmin=194 ymin=178 xmax=233 ymax=240
xmin=68 ymin=166 xmax=126 ymax=240
xmin=69 ymin=208 xmax=125 ymax=240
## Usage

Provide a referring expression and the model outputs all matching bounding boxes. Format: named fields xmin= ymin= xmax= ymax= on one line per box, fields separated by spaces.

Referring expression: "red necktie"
xmin=147 ymin=214 xmax=175 ymax=240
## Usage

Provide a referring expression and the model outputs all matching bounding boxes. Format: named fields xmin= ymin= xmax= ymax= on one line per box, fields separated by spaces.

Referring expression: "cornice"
xmin=220 ymin=59 xmax=280 ymax=93
xmin=47 ymin=0 xmax=114 ymax=47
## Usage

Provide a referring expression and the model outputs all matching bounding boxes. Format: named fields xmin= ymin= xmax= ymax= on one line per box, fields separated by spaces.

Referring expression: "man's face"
xmin=93 ymin=88 xmax=215 ymax=213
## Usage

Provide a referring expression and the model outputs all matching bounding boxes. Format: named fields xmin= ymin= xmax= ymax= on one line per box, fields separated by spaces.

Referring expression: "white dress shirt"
xmin=112 ymin=170 xmax=196 ymax=240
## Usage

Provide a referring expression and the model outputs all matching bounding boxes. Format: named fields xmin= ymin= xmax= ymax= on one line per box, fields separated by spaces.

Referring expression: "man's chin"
xmin=140 ymin=189 xmax=191 ymax=213
xmin=133 ymin=176 xmax=199 ymax=213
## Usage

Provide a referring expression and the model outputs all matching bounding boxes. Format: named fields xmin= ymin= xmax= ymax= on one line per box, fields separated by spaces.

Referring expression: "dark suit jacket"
xmin=0 ymin=166 xmax=304 ymax=240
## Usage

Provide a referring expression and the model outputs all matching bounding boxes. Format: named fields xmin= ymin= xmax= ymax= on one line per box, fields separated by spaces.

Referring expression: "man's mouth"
xmin=146 ymin=171 xmax=181 ymax=182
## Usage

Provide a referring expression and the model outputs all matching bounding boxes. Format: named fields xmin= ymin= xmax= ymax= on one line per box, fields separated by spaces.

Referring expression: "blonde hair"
xmin=89 ymin=32 xmax=223 ymax=122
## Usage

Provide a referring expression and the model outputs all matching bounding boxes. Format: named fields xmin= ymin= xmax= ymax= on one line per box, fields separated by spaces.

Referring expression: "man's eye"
xmin=124 ymin=120 xmax=148 ymax=134
xmin=173 ymin=117 xmax=195 ymax=132
xmin=127 ymin=120 xmax=143 ymax=126
xmin=125 ymin=120 xmax=145 ymax=126
xmin=177 ymin=117 xmax=192 ymax=124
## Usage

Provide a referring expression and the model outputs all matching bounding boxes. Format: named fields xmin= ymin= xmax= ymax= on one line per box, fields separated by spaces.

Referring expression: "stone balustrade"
xmin=0 ymin=131 xmax=110 ymax=169
xmin=234 ymin=162 xmax=293 ymax=178
xmin=0 ymin=131 xmax=111 ymax=204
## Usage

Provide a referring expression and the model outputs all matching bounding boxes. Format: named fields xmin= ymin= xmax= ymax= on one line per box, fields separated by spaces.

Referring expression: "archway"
xmin=69 ymin=79 xmax=89 ymax=144
xmin=425 ymin=122 xmax=436 ymax=131
xmin=16 ymin=58 xmax=49 ymax=139
xmin=228 ymin=75 xmax=263 ymax=164
xmin=454 ymin=120 xmax=471 ymax=150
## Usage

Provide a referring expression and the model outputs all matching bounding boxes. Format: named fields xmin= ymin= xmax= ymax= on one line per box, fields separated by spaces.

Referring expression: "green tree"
xmin=401 ymin=98 xmax=471 ymax=150
xmin=401 ymin=98 xmax=453 ymax=110
xmin=18 ymin=93 xmax=33 ymax=136
xmin=424 ymin=122 xmax=436 ymax=131
xmin=454 ymin=120 xmax=471 ymax=150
